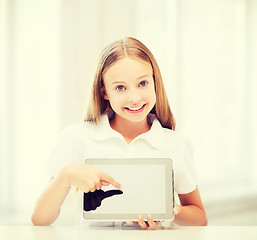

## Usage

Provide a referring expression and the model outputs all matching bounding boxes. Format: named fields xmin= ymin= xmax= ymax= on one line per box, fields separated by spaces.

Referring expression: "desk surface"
xmin=0 ymin=226 xmax=257 ymax=240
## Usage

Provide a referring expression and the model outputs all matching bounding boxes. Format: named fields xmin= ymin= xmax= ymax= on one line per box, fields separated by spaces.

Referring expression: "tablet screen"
xmin=83 ymin=158 xmax=174 ymax=221
xmin=86 ymin=164 xmax=166 ymax=214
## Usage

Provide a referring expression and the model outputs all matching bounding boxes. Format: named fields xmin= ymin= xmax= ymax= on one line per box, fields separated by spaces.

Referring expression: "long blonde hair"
xmin=85 ymin=37 xmax=176 ymax=130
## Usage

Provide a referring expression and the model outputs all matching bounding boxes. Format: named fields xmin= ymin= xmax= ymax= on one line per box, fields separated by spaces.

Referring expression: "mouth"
xmin=124 ymin=104 xmax=146 ymax=113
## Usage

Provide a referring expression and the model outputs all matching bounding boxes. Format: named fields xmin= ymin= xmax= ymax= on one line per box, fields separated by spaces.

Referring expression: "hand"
xmin=126 ymin=205 xmax=181 ymax=230
xmin=126 ymin=215 xmax=160 ymax=230
xmin=59 ymin=163 xmax=122 ymax=193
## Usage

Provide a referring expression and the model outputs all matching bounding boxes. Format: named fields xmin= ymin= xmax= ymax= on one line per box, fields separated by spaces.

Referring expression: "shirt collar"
xmin=138 ymin=114 xmax=164 ymax=150
xmin=90 ymin=113 xmax=165 ymax=150
xmin=89 ymin=113 xmax=119 ymax=141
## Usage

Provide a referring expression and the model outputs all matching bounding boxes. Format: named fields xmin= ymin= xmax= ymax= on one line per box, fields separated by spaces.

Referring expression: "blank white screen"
xmin=91 ymin=164 xmax=166 ymax=214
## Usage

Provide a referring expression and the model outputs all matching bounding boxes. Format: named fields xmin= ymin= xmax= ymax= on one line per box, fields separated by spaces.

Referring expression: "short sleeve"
xmin=44 ymin=123 xmax=83 ymax=178
xmin=174 ymin=137 xmax=197 ymax=194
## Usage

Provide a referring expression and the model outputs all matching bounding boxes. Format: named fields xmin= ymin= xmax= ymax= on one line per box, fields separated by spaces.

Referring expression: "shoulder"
xmin=60 ymin=115 xmax=109 ymax=140
xmin=59 ymin=121 xmax=95 ymax=139
xmin=162 ymin=127 xmax=183 ymax=139
xmin=160 ymin=126 xmax=193 ymax=153
xmin=164 ymin=128 xmax=194 ymax=156
xmin=161 ymin=126 xmax=185 ymax=145
xmin=150 ymin=117 xmax=189 ymax=150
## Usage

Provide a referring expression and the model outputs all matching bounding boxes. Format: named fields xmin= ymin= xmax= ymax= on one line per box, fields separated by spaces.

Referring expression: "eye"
xmin=139 ymin=81 xmax=148 ymax=87
xmin=116 ymin=85 xmax=125 ymax=91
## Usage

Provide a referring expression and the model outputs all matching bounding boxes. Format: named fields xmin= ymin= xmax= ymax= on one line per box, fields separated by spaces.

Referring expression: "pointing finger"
xmin=100 ymin=172 xmax=122 ymax=190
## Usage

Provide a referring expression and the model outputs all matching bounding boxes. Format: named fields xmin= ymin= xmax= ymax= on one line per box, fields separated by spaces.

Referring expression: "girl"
xmin=31 ymin=37 xmax=207 ymax=229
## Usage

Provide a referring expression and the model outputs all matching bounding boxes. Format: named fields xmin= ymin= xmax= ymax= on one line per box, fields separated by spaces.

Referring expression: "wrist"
xmin=57 ymin=165 xmax=72 ymax=189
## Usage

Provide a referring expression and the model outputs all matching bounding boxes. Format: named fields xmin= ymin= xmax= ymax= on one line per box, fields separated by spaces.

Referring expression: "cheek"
xmin=144 ymin=88 xmax=156 ymax=104
xmin=104 ymin=88 xmax=118 ymax=102
xmin=108 ymin=93 xmax=120 ymax=101
xmin=107 ymin=93 xmax=126 ymax=108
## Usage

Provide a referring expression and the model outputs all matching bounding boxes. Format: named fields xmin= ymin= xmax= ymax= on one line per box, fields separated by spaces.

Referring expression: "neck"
xmin=110 ymin=114 xmax=150 ymax=144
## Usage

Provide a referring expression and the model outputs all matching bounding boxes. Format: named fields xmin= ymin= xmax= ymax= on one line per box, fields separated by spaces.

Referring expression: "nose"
xmin=127 ymin=88 xmax=141 ymax=103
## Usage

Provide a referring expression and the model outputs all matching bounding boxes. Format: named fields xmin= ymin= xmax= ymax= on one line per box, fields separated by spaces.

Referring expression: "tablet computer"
xmin=83 ymin=158 xmax=174 ymax=222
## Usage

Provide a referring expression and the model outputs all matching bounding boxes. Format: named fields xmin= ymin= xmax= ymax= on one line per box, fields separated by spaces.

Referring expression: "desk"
xmin=0 ymin=226 xmax=257 ymax=240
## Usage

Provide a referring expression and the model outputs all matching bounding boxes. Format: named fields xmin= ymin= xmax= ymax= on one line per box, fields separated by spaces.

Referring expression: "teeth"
xmin=127 ymin=105 xmax=144 ymax=111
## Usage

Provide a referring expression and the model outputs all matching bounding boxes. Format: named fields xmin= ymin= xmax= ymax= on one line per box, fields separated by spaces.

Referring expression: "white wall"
xmin=0 ymin=0 xmax=62 ymax=222
xmin=1 ymin=0 xmax=257 ymax=225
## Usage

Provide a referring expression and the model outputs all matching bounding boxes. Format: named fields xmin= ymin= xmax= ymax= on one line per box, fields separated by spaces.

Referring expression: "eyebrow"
xmin=111 ymin=74 xmax=152 ymax=85
xmin=112 ymin=81 xmax=126 ymax=85
xmin=137 ymin=74 xmax=152 ymax=80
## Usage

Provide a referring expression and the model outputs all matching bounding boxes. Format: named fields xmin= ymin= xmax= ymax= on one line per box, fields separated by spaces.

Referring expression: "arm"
xmin=31 ymin=163 xmax=122 ymax=226
xmin=31 ymin=175 xmax=71 ymax=226
xmin=173 ymin=186 xmax=208 ymax=226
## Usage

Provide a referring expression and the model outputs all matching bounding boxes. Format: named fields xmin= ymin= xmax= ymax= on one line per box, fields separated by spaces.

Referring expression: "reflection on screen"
xmin=84 ymin=164 xmax=166 ymax=214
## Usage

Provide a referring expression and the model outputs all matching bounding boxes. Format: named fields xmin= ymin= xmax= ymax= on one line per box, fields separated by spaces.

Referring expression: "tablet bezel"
xmin=83 ymin=158 xmax=174 ymax=222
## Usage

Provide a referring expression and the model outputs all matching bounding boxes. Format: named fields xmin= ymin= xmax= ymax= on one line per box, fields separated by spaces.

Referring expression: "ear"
xmin=101 ymin=87 xmax=109 ymax=100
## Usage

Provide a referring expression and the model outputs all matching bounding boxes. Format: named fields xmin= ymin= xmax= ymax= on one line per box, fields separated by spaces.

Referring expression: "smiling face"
xmin=102 ymin=57 xmax=156 ymax=124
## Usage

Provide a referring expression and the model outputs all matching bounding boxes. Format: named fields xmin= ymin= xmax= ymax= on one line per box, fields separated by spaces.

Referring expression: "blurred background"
xmin=1 ymin=0 xmax=257 ymax=226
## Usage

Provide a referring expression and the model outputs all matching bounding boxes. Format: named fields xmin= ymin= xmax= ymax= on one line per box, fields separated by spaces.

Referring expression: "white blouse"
xmin=45 ymin=113 xmax=197 ymax=195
